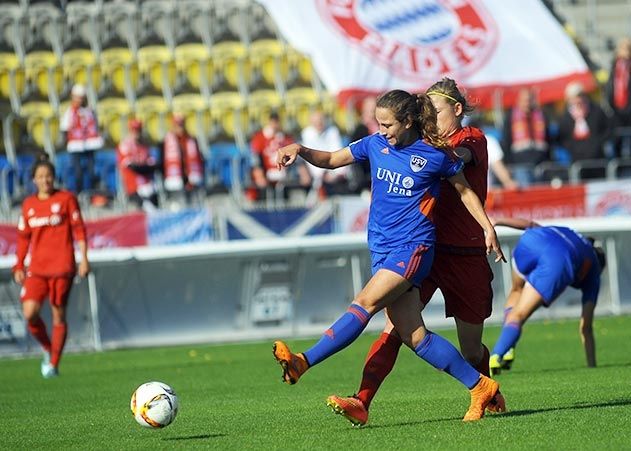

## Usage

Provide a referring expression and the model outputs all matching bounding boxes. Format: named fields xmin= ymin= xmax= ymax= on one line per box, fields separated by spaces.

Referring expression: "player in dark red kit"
xmin=327 ymin=78 xmax=506 ymax=426
xmin=12 ymin=155 xmax=90 ymax=378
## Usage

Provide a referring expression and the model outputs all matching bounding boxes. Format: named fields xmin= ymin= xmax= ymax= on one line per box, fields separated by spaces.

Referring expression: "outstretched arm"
xmin=579 ymin=301 xmax=596 ymax=367
xmin=277 ymin=143 xmax=354 ymax=170
xmin=447 ymin=171 xmax=506 ymax=263
xmin=492 ymin=217 xmax=541 ymax=230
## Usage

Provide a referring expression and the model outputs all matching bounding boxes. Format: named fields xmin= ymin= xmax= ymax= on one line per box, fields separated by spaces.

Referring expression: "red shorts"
xmin=20 ymin=274 xmax=73 ymax=307
xmin=419 ymin=251 xmax=493 ymax=324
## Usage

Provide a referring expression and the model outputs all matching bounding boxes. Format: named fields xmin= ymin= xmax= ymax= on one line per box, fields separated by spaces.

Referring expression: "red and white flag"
xmin=257 ymin=0 xmax=595 ymax=107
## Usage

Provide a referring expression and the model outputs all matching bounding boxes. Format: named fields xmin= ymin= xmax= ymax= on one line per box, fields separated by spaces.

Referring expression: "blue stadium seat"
xmin=54 ymin=151 xmax=75 ymax=191
xmin=206 ymin=141 xmax=249 ymax=189
xmin=95 ymin=149 xmax=118 ymax=195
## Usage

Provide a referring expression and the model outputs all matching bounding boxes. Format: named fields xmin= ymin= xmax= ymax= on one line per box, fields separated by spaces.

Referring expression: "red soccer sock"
xmin=27 ymin=317 xmax=51 ymax=353
xmin=50 ymin=323 xmax=68 ymax=368
xmin=356 ymin=332 xmax=402 ymax=409
xmin=472 ymin=343 xmax=491 ymax=378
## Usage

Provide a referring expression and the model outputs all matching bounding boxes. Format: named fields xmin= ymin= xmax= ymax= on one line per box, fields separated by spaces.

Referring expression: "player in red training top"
xmin=12 ymin=155 xmax=90 ymax=378
xmin=326 ymin=78 xmax=506 ymax=426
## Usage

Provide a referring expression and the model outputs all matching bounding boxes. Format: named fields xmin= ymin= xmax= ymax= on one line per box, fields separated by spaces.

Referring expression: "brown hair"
xmin=426 ymin=77 xmax=474 ymax=115
xmin=376 ymin=89 xmax=449 ymax=150
xmin=31 ymin=152 xmax=56 ymax=179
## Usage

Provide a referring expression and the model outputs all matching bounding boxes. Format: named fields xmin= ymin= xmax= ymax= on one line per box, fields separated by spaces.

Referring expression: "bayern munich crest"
xmin=317 ymin=0 xmax=498 ymax=82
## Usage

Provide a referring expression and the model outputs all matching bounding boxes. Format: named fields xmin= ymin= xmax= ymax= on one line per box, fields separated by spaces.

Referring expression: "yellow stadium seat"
xmin=321 ymin=94 xmax=355 ymax=136
xmin=63 ymin=49 xmax=101 ymax=94
xmin=175 ymin=43 xmax=212 ymax=91
xmin=247 ymin=89 xmax=282 ymax=134
xmin=96 ymin=96 xmax=133 ymax=146
xmin=0 ymin=52 xmax=25 ymax=106
xmin=24 ymin=51 xmax=63 ymax=97
xmin=248 ymin=39 xmax=287 ymax=91
xmin=210 ymin=41 xmax=249 ymax=92
xmin=100 ymin=48 xmax=139 ymax=95
xmin=286 ymin=48 xmax=315 ymax=89
xmin=137 ymin=45 xmax=176 ymax=94
xmin=172 ymin=92 xmax=211 ymax=138
xmin=284 ymin=87 xmax=321 ymax=132
xmin=19 ymin=101 xmax=55 ymax=152
xmin=209 ymin=91 xmax=247 ymax=141
xmin=134 ymin=95 xmax=169 ymax=144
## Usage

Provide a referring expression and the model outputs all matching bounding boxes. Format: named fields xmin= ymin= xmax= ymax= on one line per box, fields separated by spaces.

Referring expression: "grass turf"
xmin=2 ymin=315 xmax=631 ymax=450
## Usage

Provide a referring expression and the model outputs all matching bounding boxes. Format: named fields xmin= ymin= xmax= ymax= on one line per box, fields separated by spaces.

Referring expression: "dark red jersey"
xmin=14 ymin=190 xmax=86 ymax=277
xmin=434 ymin=126 xmax=489 ymax=249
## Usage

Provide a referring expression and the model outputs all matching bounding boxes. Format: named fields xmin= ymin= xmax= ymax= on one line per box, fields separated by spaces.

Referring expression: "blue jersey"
xmin=513 ymin=226 xmax=601 ymax=305
xmin=349 ymin=133 xmax=463 ymax=252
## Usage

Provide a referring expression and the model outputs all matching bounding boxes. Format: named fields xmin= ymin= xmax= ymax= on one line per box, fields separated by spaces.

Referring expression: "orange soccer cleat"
xmin=486 ymin=390 xmax=507 ymax=414
xmin=463 ymin=375 xmax=499 ymax=421
xmin=326 ymin=395 xmax=368 ymax=427
xmin=272 ymin=341 xmax=309 ymax=385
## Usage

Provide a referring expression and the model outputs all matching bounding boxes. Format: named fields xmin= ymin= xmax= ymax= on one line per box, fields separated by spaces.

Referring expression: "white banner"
xmin=257 ymin=0 xmax=594 ymax=107
xmin=586 ymin=180 xmax=631 ymax=217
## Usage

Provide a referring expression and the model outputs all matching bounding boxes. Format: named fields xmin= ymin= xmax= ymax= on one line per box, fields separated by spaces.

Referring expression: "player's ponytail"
xmin=586 ymin=236 xmax=607 ymax=272
xmin=415 ymin=93 xmax=449 ymax=150
xmin=31 ymin=152 xmax=56 ymax=178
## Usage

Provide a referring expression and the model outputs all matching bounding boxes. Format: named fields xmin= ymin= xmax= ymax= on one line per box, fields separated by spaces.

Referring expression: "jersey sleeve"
xmin=13 ymin=204 xmax=32 ymax=272
xmin=458 ymin=135 xmax=484 ymax=166
xmin=68 ymin=194 xmax=87 ymax=243
xmin=348 ymin=135 xmax=371 ymax=162
xmin=439 ymin=152 xmax=465 ymax=178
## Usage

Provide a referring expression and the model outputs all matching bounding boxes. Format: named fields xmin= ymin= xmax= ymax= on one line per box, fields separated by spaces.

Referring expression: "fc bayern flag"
xmin=256 ymin=0 xmax=595 ymax=108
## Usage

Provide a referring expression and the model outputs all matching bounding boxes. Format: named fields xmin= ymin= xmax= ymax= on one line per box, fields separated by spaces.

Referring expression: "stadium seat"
xmin=286 ymin=48 xmax=315 ymax=89
xmin=211 ymin=0 xmax=246 ymax=44
xmin=96 ymin=95 xmax=133 ymax=146
xmin=248 ymin=39 xmax=287 ymax=92
xmin=209 ymin=41 xmax=249 ymax=93
xmin=242 ymin=1 xmax=279 ymax=43
xmin=209 ymin=91 xmax=247 ymax=143
xmin=321 ymin=93 xmax=355 ymax=136
xmin=134 ymin=94 xmax=169 ymax=144
xmin=54 ymin=150 xmax=75 ymax=191
xmin=535 ymin=161 xmax=570 ymax=184
xmin=19 ymin=99 xmax=56 ymax=153
xmin=0 ymin=52 xmax=25 ymax=111
xmin=206 ymin=141 xmax=249 ymax=190
xmin=607 ymin=158 xmax=631 ymax=180
xmin=569 ymin=159 xmax=608 ymax=182
xmin=95 ymin=149 xmax=119 ymax=195
xmin=100 ymin=49 xmax=138 ymax=98
xmin=174 ymin=43 xmax=211 ymax=94
xmin=246 ymin=89 xmax=282 ymax=136
xmin=284 ymin=87 xmax=321 ymax=134
xmin=24 ymin=52 xmax=63 ymax=99
xmin=171 ymin=92 xmax=211 ymax=150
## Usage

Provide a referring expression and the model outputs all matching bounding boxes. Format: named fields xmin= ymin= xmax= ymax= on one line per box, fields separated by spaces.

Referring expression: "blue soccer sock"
xmin=415 ymin=331 xmax=480 ymax=389
xmin=492 ymin=322 xmax=522 ymax=358
xmin=303 ymin=304 xmax=371 ymax=367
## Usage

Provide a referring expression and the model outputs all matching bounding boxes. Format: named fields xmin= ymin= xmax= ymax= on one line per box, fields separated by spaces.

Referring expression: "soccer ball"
xmin=130 ymin=381 xmax=179 ymax=428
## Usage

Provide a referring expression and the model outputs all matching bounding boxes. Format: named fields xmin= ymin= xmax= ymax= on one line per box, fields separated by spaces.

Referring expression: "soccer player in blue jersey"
xmin=272 ymin=89 xmax=506 ymax=421
xmin=489 ymin=218 xmax=606 ymax=375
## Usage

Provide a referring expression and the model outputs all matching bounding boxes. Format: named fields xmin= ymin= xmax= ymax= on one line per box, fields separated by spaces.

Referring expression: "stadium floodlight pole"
xmin=87 ymin=272 xmax=103 ymax=352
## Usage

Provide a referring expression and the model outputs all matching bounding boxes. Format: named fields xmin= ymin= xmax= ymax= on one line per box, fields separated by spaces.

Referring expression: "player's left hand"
xmin=78 ymin=260 xmax=90 ymax=277
xmin=486 ymin=230 xmax=506 ymax=263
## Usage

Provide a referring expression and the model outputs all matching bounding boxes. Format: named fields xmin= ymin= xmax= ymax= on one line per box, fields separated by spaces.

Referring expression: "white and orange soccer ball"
xmin=130 ymin=381 xmax=179 ymax=429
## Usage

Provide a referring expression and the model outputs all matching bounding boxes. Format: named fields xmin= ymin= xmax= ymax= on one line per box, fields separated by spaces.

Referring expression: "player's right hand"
xmin=276 ymin=143 xmax=301 ymax=170
xmin=13 ymin=269 xmax=25 ymax=285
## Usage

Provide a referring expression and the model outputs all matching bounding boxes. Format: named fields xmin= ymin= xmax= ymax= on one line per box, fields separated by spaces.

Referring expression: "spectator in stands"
xmin=249 ymin=111 xmax=310 ymax=201
xmin=349 ymin=96 xmax=379 ymax=193
xmin=301 ymin=109 xmax=350 ymax=197
xmin=558 ymin=82 xmax=611 ymax=164
xmin=162 ymin=113 xmax=204 ymax=204
xmin=605 ymin=37 xmax=631 ymax=158
xmin=501 ymin=88 xmax=550 ymax=186
xmin=117 ymin=118 xmax=158 ymax=211
xmin=59 ymin=83 xmax=104 ymax=194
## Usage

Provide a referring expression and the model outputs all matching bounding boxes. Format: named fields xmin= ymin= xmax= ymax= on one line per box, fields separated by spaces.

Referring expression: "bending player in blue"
xmin=273 ymin=89 xmax=506 ymax=421
xmin=489 ymin=218 xmax=606 ymax=375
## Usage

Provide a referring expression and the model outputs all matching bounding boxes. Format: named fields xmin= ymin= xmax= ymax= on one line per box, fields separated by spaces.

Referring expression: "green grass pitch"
xmin=2 ymin=315 xmax=631 ymax=450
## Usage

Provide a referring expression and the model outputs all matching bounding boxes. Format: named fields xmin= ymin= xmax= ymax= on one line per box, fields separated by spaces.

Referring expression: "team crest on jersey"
xmin=27 ymin=208 xmax=35 ymax=216
xmin=317 ymin=0 xmax=498 ymax=82
xmin=410 ymin=155 xmax=427 ymax=173
xmin=51 ymin=203 xmax=61 ymax=213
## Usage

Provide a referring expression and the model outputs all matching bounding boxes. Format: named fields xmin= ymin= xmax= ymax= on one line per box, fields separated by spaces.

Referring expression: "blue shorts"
xmin=513 ymin=235 xmax=574 ymax=306
xmin=371 ymin=244 xmax=434 ymax=287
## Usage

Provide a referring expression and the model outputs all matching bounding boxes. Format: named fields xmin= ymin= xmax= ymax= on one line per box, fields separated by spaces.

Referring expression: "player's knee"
xmin=352 ymin=294 xmax=379 ymax=314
